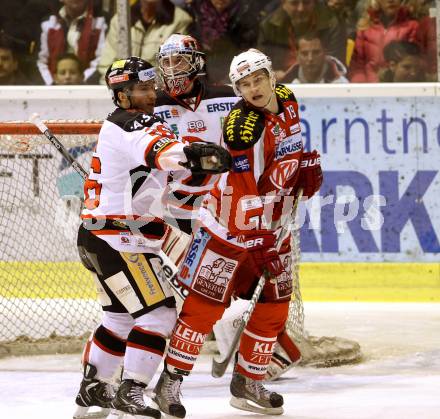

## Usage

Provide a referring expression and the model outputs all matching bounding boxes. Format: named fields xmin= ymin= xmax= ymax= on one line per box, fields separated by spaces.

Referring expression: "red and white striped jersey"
xmin=154 ymin=83 xmax=239 ymax=226
xmin=200 ymin=84 xmax=304 ymax=245
xmin=81 ymin=107 xmax=186 ymax=253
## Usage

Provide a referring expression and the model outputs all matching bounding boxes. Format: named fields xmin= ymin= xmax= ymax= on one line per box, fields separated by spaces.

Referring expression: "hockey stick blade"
xmin=211 ymin=273 xmax=266 ymax=378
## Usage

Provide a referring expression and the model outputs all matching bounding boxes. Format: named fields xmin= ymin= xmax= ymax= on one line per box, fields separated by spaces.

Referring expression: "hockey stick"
xmin=29 ymin=113 xmax=187 ymax=300
xmin=211 ymin=189 xmax=303 ymax=378
xmin=30 ymin=113 xmax=89 ymax=181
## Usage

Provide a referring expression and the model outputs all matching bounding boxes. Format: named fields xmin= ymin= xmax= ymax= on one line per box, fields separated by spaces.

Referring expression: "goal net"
xmin=0 ymin=120 xmax=361 ymax=368
xmin=0 ymin=121 xmax=101 ymax=356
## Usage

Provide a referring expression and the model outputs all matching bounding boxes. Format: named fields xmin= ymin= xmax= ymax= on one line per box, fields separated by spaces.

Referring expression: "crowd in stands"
xmin=0 ymin=0 xmax=437 ymax=86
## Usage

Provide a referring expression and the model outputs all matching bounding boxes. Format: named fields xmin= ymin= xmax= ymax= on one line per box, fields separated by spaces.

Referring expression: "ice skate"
xmin=229 ymin=371 xmax=284 ymax=415
xmin=73 ymin=363 xmax=114 ymax=419
xmin=152 ymin=368 xmax=186 ymax=418
xmin=110 ymin=379 xmax=161 ymax=418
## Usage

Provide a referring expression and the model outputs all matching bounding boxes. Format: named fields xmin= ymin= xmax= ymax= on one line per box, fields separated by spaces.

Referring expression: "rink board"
xmin=0 ymin=261 xmax=439 ymax=302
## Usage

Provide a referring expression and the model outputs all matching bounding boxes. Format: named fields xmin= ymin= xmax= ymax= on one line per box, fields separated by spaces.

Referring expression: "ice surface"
xmin=1 ymin=303 xmax=439 ymax=419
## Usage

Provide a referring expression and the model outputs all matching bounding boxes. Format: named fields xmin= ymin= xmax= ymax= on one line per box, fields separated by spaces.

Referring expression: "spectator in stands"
xmin=53 ymin=52 xmax=84 ymax=84
xmin=183 ymin=0 xmax=261 ymax=84
xmin=410 ymin=0 xmax=437 ymax=79
xmin=98 ymin=0 xmax=192 ymax=83
xmin=0 ymin=33 xmax=30 ymax=85
xmin=325 ymin=0 xmax=358 ymax=39
xmin=379 ymin=40 xmax=429 ymax=82
xmin=349 ymin=0 xmax=419 ymax=82
xmin=281 ymin=32 xmax=348 ymax=83
xmin=0 ymin=1 xmax=59 ymax=83
xmin=258 ymin=0 xmax=347 ymax=80
xmin=37 ymin=0 xmax=107 ymax=85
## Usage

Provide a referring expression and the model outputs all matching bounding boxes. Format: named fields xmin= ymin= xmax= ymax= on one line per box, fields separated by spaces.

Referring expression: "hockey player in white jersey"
xmin=154 ymin=33 xmax=239 ymax=241
xmin=155 ymin=34 xmax=303 ymax=383
xmin=73 ymin=56 xmax=231 ymax=419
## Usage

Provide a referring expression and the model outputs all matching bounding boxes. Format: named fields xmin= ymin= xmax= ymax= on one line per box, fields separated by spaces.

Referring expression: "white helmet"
xmin=157 ymin=34 xmax=205 ymax=97
xmin=229 ymin=49 xmax=275 ymax=96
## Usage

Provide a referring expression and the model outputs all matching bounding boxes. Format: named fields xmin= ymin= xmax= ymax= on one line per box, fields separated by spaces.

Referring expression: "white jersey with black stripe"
xmin=81 ymin=107 xmax=185 ymax=253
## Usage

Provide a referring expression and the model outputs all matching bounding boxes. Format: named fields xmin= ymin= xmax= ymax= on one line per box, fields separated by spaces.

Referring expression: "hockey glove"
xmin=180 ymin=142 xmax=232 ymax=174
xmin=238 ymin=230 xmax=285 ymax=278
xmin=296 ymin=150 xmax=323 ymax=199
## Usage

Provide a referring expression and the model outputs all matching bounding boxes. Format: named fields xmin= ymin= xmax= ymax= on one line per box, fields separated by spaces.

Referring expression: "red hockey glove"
xmin=297 ymin=150 xmax=323 ymax=199
xmin=238 ymin=230 xmax=285 ymax=278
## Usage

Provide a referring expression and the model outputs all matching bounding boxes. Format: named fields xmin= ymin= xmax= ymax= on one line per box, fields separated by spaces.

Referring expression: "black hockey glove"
xmin=180 ymin=142 xmax=232 ymax=174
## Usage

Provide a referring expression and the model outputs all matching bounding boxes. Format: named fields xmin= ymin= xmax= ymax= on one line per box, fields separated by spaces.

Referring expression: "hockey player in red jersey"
xmin=155 ymin=34 xmax=312 ymax=381
xmin=152 ymin=49 xmax=323 ymax=417
xmin=73 ymin=56 xmax=231 ymax=419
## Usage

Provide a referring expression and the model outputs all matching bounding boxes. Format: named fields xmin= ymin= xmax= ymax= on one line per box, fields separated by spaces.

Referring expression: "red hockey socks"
xmin=165 ymin=292 xmax=225 ymax=375
xmin=236 ymin=301 xmax=289 ymax=380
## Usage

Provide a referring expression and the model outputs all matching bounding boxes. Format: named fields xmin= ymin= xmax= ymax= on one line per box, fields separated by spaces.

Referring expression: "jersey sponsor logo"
xmin=225 ymin=109 xmax=260 ymax=144
xmin=275 ymin=85 xmax=294 ymax=100
xmin=290 ymin=122 xmax=301 ymax=135
xmin=232 ymin=155 xmax=250 ymax=172
xmin=155 ymin=108 xmax=180 ymax=120
xmin=179 ymin=229 xmax=210 ymax=286
xmin=120 ymin=232 xmax=131 ymax=245
xmin=192 ymin=250 xmax=238 ymax=302
xmin=243 ymin=238 xmax=264 ymax=248
xmin=275 ymin=136 xmax=302 ymax=160
xmin=187 ymin=120 xmax=207 ymax=133
xmin=270 ymin=159 xmax=299 ymax=189
xmin=206 ymin=102 xmax=236 ymax=113
xmin=169 ymin=123 xmax=179 ymax=137
xmin=301 ymin=156 xmax=321 ymax=168
xmin=152 ymin=137 xmax=173 ymax=152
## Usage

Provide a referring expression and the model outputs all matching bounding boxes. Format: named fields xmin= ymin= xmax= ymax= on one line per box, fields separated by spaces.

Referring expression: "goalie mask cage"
xmin=0 ymin=120 xmax=361 ymax=367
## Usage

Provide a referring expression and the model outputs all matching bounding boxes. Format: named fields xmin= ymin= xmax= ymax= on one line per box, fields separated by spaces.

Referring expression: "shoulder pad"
xmin=223 ymin=101 xmax=264 ymax=151
xmin=275 ymin=84 xmax=297 ymax=103
xmin=107 ymin=108 xmax=157 ymax=132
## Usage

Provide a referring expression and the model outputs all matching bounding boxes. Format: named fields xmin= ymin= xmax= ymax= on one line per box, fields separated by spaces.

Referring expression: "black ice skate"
xmin=73 ymin=362 xmax=114 ymax=419
xmin=110 ymin=379 xmax=161 ymax=418
xmin=229 ymin=371 xmax=284 ymax=415
xmin=152 ymin=368 xmax=186 ymax=418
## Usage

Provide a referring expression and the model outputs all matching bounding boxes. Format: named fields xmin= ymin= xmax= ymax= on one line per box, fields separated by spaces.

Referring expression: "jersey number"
xmin=84 ymin=156 xmax=102 ymax=210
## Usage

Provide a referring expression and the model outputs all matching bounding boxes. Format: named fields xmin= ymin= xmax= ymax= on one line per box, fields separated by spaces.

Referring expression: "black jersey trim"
xmin=223 ymin=101 xmax=265 ymax=151
xmin=107 ymin=108 xmax=158 ymax=132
